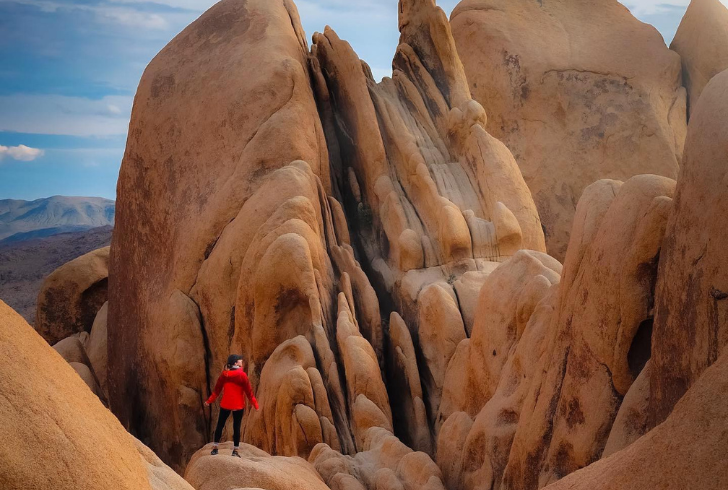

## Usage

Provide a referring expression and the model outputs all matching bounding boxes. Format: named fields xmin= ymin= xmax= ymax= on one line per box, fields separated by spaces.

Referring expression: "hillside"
xmin=0 ymin=226 xmax=112 ymax=324
xmin=0 ymin=196 xmax=115 ymax=242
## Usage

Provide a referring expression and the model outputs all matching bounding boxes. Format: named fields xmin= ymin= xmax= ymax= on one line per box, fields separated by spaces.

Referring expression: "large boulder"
xmin=451 ymin=0 xmax=686 ymax=260
xmin=108 ymin=0 xmax=331 ymax=471
xmin=650 ymin=68 xmax=728 ymax=425
xmin=185 ymin=443 xmax=330 ymax=490
xmin=0 ymin=300 xmax=191 ymax=490
xmin=671 ymin=0 xmax=728 ymax=116
xmin=543 ymin=350 xmax=728 ymax=490
xmin=35 ymin=246 xmax=109 ymax=344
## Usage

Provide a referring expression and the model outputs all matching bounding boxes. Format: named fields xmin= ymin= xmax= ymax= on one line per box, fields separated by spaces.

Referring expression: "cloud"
xmin=0 ymin=144 xmax=44 ymax=161
xmin=623 ymin=0 xmax=728 ymax=15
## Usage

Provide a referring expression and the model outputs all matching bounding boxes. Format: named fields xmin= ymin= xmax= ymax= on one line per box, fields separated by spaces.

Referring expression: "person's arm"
xmin=205 ymin=373 xmax=225 ymax=406
xmin=240 ymin=372 xmax=259 ymax=410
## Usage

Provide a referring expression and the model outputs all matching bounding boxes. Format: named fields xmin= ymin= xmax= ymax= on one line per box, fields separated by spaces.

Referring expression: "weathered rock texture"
xmin=185 ymin=443 xmax=330 ymax=490
xmin=108 ymin=0 xmax=543 ymax=479
xmin=543 ymin=350 xmax=728 ymax=490
xmin=0 ymin=300 xmax=192 ymax=490
xmin=451 ymin=0 xmax=686 ymax=260
xmin=671 ymin=0 xmax=728 ymax=116
xmin=35 ymin=246 xmax=109 ymax=344
xmin=650 ymin=68 xmax=728 ymax=425
xmin=57 ymin=0 xmax=728 ymax=488
xmin=436 ymin=174 xmax=675 ymax=490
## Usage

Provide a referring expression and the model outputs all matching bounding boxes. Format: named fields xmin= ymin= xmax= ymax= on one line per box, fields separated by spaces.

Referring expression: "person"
xmin=204 ymin=354 xmax=259 ymax=457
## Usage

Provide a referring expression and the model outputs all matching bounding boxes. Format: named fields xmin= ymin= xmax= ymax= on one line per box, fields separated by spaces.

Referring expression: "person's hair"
xmin=226 ymin=354 xmax=243 ymax=369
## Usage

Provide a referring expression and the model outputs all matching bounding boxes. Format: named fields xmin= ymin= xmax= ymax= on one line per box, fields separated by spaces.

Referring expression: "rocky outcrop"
xmin=185 ymin=443 xmax=330 ymax=490
xmin=107 ymin=0 xmax=544 ymax=475
xmin=543 ymin=351 xmax=728 ymax=490
xmin=450 ymin=0 xmax=686 ymax=260
xmin=436 ymin=174 xmax=675 ymax=490
xmin=0 ymin=300 xmax=192 ymax=490
xmin=649 ymin=68 xmax=728 ymax=425
xmin=671 ymin=0 xmax=728 ymax=116
xmin=35 ymin=246 xmax=109 ymax=344
xmin=108 ymin=0 xmax=332 ymax=471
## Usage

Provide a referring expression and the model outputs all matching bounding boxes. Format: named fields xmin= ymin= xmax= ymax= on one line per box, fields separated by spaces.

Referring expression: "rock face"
xmin=436 ymin=174 xmax=675 ymax=490
xmin=450 ymin=0 xmax=686 ymax=260
xmin=35 ymin=246 xmax=109 ymax=344
xmin=543 ymin=351 xmax=728 ymax=490
xmin=108 ymin=0 xmax=543 ymax=477
xmin=43 ymin=0 xmax=726 ymax=488
xmin=185 ymin=443 xmax=330 ymax=490
xmin=0 ymin=300 xmax=191 ymax=490
xmin=108 ymin=0 xmax=330 ymax=471
xmin=671 ymin=0 xmax=728 ymax=116
xmin=649 ymin=69 xmax=728 ymax=425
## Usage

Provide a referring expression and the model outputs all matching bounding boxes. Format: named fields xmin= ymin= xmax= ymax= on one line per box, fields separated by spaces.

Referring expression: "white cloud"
xmin=0 ymin=94 xmax=132 ymax=136
xmin=0 ymin=144 xmax=45 ymax=162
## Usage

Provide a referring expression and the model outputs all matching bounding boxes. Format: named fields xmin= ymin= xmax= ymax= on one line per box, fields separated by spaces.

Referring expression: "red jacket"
xmin=206 ymin=368 xmax=259 ymax=411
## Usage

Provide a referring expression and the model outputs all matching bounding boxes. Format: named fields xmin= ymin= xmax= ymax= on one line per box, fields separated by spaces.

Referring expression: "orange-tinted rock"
xmin=671 ymin=0 xmax=728 ymax=115
xmin=35 ymin=246 xmax=109 ymax=344
xmin=0 ymin=300 xmax=191 ymax=490
xmin=451 ymin=0 xmax=686 ymax=260
xmin=650 ymin=69 xmax=728 ymax=425
xmin=185 ymin=442 xmax=330 ymax=490
xmin=108 ymin=0 xmax=330 ymax=470
xmin=543 ymin=351 xmax=728 ymax=490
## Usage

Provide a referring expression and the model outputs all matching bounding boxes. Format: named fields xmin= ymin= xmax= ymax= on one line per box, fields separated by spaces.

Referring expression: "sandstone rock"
xmin=451 ymin=0 xmax=686 ymax=260
xmin=108 ymin=0 xmax=331 ymax=470
xmin=243 ymin=336 xmax=337 ymax=457
xmin=671 ymin=0 xmax=728 ymax=116
xmin=53 ymin=332 xmax=90 ymax=364
xmin=35 ymin=246 xmax=109 ymax=344
xmin=388 ymin=312 xmax=431 ymax=454
xmin=503 ymin=175 xmax=675 ymax=489
xmin=0 ymin=300 xmax=192 ymax=490
xmin=185 ymin=442 xmax=330 ymax=490
xmin=438 ymin=250 xmax=560 ymax=427
xmin=311 ymin=427 xmax=447 ymax=490
xmin=543 ymin=351 xmax=728 ymax=490
xmin=85 ymin=301 xmax=108 ymax=395
xmin=602 ymin=361 xmax=651 ymax=458
xmin=650 ymin=68 xmax=728 ymax=425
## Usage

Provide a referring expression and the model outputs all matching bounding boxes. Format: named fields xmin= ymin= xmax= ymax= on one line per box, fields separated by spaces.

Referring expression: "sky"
xmin=0 ymin=0 xmax=722 ymax=201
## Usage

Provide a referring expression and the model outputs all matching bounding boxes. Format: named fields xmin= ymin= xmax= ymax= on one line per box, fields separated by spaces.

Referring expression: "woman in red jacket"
xmin=204 ymin=354 xmax=259 ymax=457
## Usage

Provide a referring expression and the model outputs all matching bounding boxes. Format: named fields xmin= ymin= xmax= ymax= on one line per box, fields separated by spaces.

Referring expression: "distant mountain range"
xmin=0 ymin=196 xmax=115 ymax=244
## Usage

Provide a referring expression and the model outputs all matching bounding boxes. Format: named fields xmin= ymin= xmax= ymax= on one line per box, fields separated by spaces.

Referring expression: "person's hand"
xmin=204 ymin=401 xmax=210 ymax=407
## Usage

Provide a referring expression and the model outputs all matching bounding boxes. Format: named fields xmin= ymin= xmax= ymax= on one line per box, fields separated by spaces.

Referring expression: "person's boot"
xmin=231 ymin=448 xmax=241 ymax=458
xmin=210 ymin=447 xmax=218 ymax=456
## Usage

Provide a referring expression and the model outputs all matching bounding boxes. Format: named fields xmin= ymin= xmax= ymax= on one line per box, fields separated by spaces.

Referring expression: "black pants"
xmin=213 ymin=408 xmax=244 ymax=446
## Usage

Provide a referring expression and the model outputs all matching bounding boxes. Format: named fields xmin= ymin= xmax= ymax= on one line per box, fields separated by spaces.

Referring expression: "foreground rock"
xmin=671 ymin=0 xmax=728 ymax=116
xmin=0 ymin=300 xmax=191 ymax=490
xmin=543 ymin=351 xmax=728 ymax=490
xmin=451 ymin=0 xmax=686 ymax=260
xmin=650 ymin=68 xmax=728 ymax=425
xmin=185 ymin=443 xmax=330 ymax=490
xmin=35 ymin=246 xmax=109 ymax=344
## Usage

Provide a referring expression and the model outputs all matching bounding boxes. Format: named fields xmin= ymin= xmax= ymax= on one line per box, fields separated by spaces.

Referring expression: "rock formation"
xmin=35 ymin=246 xmax=109 ymax=344
xmin=8 ymin=0 xmax=728 ymax=489
xmin=185 ymin=443 xmax=330 ymax=490
xmin=450 ymin=0 xmax=686 ymax=260
xmin=543 ymin=350 xmax=728 ymax=490
xmin=107 ymin=0 xmax=543 ymax=476
xmin=0 ymin=299 xmax=191 ymax=490
xmin=649 ymin=68 xmax=728 ymax=425
xmin=671 ymin=0 xmax=728 ymax=116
